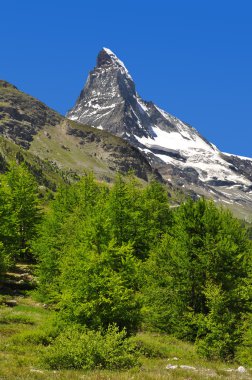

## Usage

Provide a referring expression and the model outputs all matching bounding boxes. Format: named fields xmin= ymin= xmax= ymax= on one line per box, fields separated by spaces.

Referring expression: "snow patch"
xmin=137 ymin=98 xmax=149 ymax=113
xmin=135 ymin=125 xmax=251 ymax=186
xmin=223 ymin=152 xmax=252 ymax=162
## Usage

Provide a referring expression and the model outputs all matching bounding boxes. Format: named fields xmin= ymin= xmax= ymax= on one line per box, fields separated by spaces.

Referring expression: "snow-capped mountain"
xmin=67 ymin=48 xmax=252 ymax=218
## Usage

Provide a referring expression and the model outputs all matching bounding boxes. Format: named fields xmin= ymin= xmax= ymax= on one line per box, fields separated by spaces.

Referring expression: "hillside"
xmin=0 ymin=80 xmax=161 ymax=186
xmin=0 ymin=80 xmax=62 ymax=149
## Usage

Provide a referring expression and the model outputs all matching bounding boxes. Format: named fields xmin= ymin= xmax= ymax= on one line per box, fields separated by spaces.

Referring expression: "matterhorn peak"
xmin=96 ymin=47 xmax=132 ymax=80
xmin=67 ymin=48 xmax=252 ymax=215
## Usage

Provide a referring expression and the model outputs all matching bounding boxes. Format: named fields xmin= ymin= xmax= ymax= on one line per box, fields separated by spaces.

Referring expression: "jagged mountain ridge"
xmin=67 ymin=48 xmax=252 ymax=219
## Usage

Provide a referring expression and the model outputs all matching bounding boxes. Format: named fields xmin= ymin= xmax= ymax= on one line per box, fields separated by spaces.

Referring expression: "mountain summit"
xmin=67 ymin=47 xmax=153 ymax=140
xmin=96 ymin=48 xmax=133 ymax=79
xmin=67 ymin=48 xmax=252 ymax=218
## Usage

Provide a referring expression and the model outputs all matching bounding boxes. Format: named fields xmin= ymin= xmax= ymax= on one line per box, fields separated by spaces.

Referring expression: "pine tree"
xmin=3 ymin=163 xmax=41 ymax=261
xmin=144 ymin=198 xmax=252 ymax=358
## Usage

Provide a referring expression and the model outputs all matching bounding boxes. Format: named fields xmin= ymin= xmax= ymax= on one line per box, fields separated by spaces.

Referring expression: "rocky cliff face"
xmin=68 ymin=48 xmax=154 ymax=142
xmin=0 ymin=80 xmax=62 ymax=148
xmin=67 ymin=48 xmax=252 ymax=218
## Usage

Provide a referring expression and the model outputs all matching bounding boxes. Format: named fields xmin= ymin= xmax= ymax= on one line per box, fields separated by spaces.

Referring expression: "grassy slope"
xmin=0 ymin=80 xmax=158 ymax=186
xmin=0 ymin=266 xmax=251 ymax=380
xmin=0 ymin=135 xmax=67 ymax=189
xmin=29 ymin=120 xmax=121 ymax=182
xmin=0 ymin=80 xmax=115 ymax=184
xmin=29 ymin=118 xmax=163 ymax=183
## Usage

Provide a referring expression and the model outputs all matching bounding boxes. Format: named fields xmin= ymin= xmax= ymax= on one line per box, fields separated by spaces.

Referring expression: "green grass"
xmin=0 ymin=101 xmax=10 ymax=107
xmin=29 ymin=122 xmax=120 ymax=182
xmin=1 ymin=293 xmax=251 ymax=380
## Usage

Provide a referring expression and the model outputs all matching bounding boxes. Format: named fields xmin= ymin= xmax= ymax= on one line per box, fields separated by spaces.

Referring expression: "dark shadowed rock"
xmin=0 ymin=81 xmax=62 ymax=148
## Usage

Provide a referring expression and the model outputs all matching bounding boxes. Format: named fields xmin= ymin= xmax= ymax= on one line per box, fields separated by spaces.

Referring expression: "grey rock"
xmin=180 ymin=365 xmax=196 ymax=370
xmin=4 ymin=299 xmax=17 ymax=307
xmin=166 ymin=364 xmax=178 ymax=369
xmin=237 ymin=366 xmax=246 ymax=373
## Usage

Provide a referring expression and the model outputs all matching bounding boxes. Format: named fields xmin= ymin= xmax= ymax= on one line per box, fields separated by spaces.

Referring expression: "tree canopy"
xmin=1 ymin=167 xmax=252 ymax=364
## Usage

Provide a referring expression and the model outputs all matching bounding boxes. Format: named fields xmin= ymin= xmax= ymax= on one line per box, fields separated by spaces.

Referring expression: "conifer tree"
xmin=2 ymin=163 xmax=41 ymax=260
xmin=144 ymin=198 xmax=252 ymax=359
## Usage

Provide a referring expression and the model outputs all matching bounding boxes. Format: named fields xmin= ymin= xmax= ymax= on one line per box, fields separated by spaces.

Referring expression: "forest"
xmin=1 ymin=162 xmax=252 ymax=372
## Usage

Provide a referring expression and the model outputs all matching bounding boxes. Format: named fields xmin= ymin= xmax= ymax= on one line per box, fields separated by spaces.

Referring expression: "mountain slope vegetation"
xmin=1 ymin=166 xmax=252 ymax=378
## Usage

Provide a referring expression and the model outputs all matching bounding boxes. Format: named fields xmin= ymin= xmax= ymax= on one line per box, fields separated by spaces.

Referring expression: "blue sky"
xmin=1 ymin=0 xmax=252 ymax=156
